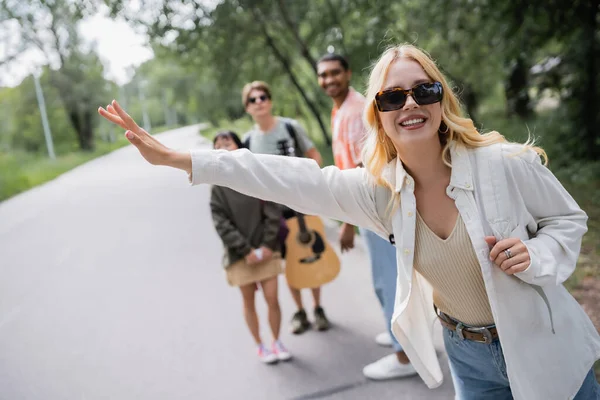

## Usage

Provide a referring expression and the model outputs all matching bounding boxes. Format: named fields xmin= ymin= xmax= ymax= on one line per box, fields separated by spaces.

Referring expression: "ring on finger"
xmin=504 ymin=249 xmax=513 ymax=259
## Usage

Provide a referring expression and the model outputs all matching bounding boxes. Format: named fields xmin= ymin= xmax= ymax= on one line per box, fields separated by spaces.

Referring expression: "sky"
xmin=0 ymin=7 xmax=154 ymax=88
xmin=79 ymin=13 xmax=155 ymax=85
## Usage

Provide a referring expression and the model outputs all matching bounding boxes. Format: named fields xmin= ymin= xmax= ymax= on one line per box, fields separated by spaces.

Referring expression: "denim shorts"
xmin=443 ymin=326 xmax=600 ymax=399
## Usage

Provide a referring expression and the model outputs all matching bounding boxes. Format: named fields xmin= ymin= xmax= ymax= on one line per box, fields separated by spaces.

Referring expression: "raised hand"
xmin=98 ymin=100 xmax=191 ymax=173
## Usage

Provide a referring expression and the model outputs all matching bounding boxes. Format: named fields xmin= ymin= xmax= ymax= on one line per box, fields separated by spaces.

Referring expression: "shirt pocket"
xmin=508 ymin=223 xmax=531 ymax=241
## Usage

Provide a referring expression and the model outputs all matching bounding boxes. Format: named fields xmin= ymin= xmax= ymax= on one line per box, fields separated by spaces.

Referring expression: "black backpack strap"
xmin=283 ymin=121 xmax=302 ymax=157
xmin=242 ymin=135 xmax=251 ymax=149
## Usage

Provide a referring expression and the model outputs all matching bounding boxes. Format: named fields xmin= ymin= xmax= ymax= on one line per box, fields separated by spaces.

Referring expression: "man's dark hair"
xmin=317 ymin=53 xmax=349 ymax=70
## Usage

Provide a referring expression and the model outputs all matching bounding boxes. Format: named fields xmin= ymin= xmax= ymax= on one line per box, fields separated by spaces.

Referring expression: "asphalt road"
xmin=0 ymin=124 xmax=455 ymax=399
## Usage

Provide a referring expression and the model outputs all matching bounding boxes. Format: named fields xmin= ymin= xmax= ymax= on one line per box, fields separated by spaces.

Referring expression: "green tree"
xmin=1 ymin=0 xmax=109 ymax=151
xmin=105 ymin=0 xmax=600 ymax=162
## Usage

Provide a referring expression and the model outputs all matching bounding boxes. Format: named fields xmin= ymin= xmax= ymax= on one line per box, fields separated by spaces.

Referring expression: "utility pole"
xmin=138 ymin=79 xmax=151 ymax=132
xmin=162 ymin=90 xmax=171 ymax=126
xmin=171 ymin=108 xmax=178 ymax=126
xmin=33 ymin=72 xmax=55 ymax=160
xmin=119 ymin=86 xmax=128 ymax=110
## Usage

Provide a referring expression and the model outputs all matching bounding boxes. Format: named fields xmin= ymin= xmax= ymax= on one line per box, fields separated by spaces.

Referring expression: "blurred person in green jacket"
xmin=209 ymin=130 xmax=292 ymax=365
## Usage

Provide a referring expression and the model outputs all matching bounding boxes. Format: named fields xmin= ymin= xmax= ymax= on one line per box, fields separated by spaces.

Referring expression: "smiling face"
xmin=317 ymin=60 xmax=351 ymax=99
xmin=377 ymin=58 xmax=442 ymax=150
xmin=245 ymin=89 xmax=273 ymax=119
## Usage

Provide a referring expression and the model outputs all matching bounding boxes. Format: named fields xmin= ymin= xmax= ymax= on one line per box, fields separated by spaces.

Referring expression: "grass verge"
xmin=0 ymin=125 xmax=180 ymax=202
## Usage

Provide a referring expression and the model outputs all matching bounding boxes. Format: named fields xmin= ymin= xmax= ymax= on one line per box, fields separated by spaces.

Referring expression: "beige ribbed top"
xmin=414 ymin=212 xmax=495 ymax=326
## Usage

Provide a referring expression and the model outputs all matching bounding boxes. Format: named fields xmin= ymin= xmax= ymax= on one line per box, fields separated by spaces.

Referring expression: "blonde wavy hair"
xmin=362 ymin=44 xmax=547 ymax=192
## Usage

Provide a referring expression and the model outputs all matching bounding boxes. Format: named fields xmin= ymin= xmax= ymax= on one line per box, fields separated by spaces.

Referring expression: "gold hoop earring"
xmin=439 ymin=122 xmax=449 ymax=134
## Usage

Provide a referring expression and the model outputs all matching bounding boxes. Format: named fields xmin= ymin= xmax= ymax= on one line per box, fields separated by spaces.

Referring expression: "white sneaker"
xmin=375 ymin=331 xmax=393 ymax=347
xmin=363 ymin=354 xmax=417 ymax=380
xmin=257 ymin=344 xmax=277 ymax=364
xmin=272 ymin=340 xmax=292 ymax=361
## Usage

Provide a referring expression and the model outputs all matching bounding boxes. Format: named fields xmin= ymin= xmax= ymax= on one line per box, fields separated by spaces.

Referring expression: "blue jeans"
xmin=360 ymin=228 xmax=402 ymax=352
xmin=443 ymin=326 xmax=600 ymax=399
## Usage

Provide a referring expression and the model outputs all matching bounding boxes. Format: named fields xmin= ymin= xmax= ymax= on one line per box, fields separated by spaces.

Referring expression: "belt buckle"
xmin=467 ymin=326 xmax=494 ymax=344
xmin=455 ymin=322 xmax=465 ymax=340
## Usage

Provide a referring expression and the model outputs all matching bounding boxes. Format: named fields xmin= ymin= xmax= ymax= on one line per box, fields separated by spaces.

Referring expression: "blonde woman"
xmin=99 ymin=44 xmax=600 ymax=399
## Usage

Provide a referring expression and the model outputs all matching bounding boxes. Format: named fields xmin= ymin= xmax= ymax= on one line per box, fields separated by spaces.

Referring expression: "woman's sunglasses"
xmin=374 ymin=82 xmax=443 ymax=112
xmin=248 ymin=94 xmax=270 ymax=104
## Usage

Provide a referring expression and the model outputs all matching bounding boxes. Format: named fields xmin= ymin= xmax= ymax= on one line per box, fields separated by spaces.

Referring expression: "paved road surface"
xmin=0 ymin=125 xmax=455 ymax=399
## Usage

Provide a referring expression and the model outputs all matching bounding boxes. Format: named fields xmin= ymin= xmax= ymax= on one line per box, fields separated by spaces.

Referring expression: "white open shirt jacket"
xmin=189 ymin=141 xmax=600 ymax=400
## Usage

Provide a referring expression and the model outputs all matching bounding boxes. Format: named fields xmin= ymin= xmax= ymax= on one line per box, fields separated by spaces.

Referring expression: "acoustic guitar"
xmin=276 ymin=139 xmax=341 ymax=289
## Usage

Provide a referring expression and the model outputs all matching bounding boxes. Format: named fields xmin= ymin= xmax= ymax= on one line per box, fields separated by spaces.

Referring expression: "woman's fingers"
xmin=123 ymin=130 xmax=159 ymax=165
xmin=124 ymin=129 xmax=178 ymax=168
xmin=489 ymin=238 xmax=519 ymax=260
xmin=98 ymin=100 xmax=148 ymax=139
xmin=124 ymin=130 xmax=152 ymax=155
xmin=112 ymin=100 xmax=143 ymax=134
xmin=505 ymin=261 xmax=530 ymax=275
xmin=124 ymin=130 xmax=138 ymax=144
xmin=499 ymin=251 xmax=529 ymax=271
xmin=488 ymin=237 xmax=531 ymax=276
xmin=106 ymin=104 xmax=119 ymax=116
xmin=98 ymin=107 xmax=127 ymax=130
xmin=99 ymin=100 xmax=184 ymax=169
xmin=111 ymin=100 xmax=158 ymax=142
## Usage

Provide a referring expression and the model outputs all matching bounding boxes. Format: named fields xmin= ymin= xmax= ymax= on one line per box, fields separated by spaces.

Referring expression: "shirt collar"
xmin=393 ymin=141 xmax=474 ymax=193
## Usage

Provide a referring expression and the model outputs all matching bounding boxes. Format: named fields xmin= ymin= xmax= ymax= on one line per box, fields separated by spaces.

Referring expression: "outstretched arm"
xmin=98 ymin=100 xmax=390 ymax=238
xmin=188 ymin=147 xmax=384 ymax=232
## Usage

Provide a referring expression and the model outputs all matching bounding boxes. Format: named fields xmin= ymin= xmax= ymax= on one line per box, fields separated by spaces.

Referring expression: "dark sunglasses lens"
xmin=413 ymin=82 xmax=443 ymax=105
xmin=249 ymin=95 xmax=269 ymax=104
xmin=377 ymin=91 xmax=407 ymax=111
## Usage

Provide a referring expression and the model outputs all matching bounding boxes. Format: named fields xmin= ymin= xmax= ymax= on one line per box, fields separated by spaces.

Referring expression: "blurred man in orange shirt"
xmin=316 ymin=54 xmax=416 ymax=381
